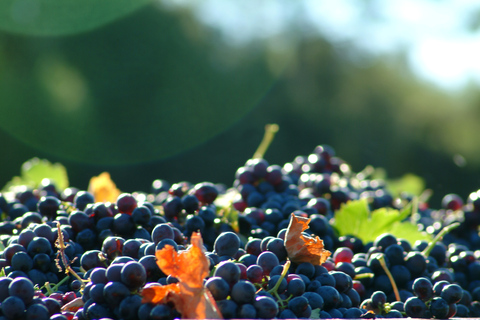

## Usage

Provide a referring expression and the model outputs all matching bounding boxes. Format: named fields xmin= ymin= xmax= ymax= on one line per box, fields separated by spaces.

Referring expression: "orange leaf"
xmin=88 ymin=172 xmax=121 ymax=203
xmin=141 ymin=283 xmax=180 ymax=304
xmin=143 ymin=232 xmax=222 ymax=319
xmin=156 ymin=232 xmax=209 ymax=290
xmin=285 ymin=213 xmax=332 ymax=265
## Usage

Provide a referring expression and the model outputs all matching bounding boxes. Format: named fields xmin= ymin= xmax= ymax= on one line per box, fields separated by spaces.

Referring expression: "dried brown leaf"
xmin=285 ymin=213 xmax=332 ymax=265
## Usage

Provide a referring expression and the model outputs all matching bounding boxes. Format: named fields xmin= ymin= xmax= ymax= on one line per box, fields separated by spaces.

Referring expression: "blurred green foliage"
xmin=0 ymin=2 xmax=479 ymax=207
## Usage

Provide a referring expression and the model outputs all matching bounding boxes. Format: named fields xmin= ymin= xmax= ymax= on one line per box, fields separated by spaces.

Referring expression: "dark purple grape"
xmin=246 ymin=264 xmax=264 ymax=284
xmin=8 ymin=276 xmax=34 ymax=304
xmin=205 ymin=276 xmax=230 ymax=301
xmin=122 ymin=239 xmax=143 ymax=259
xmin=42 ymin=297 xmax=62 ymax=316
xmin=139 ymin=255 xmax=164 ymax=281
xmin=245 ymin=238 xmax=262 ymax=256
xmin=101 ymin=236 xmax=125 ymax=260
xmin=230 ymin=280 xmax=256 ymax=304
xmin=103 ymin=281 xmax=130 ymax=306
xmin=238 ymin=303 xmax=257 ymax=318
xmin=253 ymin=295 xmax=278 ymax=319
xmin=11 ymin=251 xmax=33 ymax=272
xmin=193 ymin=182 xmax=218 ymax=204
xmin=0 ymin=277 xmax=13 ymax=303
xmin=86 ymin=302 xmax=115 ymax=319
xmin=214 ymin=231 xmax=240 ymax=257
xmin=217 ymin=299 xmax=238 ymax=319
xmin=404 ymin=296 xmax=427 ymax=318
xmin=106 ymin=263 xmax=125 ymax=283
xmin=116 ymin=193 xmax=137 ymax=215
xmin=256 ymin=251 xmax=279 ymax=276
xmin=120 ymin=261 xmax=146 ymax=290
xmin=430 ymin=297 xmax=450 ymax=319
xmin=214 ymin=261 xmax=240 ymax=288
xmin=287 ymin=295 xmax=310 ymax=317
xmin=118 ymin=294 xmax=142 ymax=319
xmin=37 ymin=196 xmax=61 ymax=220
xmin=68 ymin=211 xmax=91 ymax=233
xmin=286 ymin=278 xmax=306 ymax=297
xmin=89 ymin=283 xmax=106 ymax=303
xmin=73 ymin=191 xmax=94 ymax=211
xmin=370 ymin=290 xmax=387 ymax=308
xmin=131 ymin=205 xmax=152 ymax=225
xmin=4 ymin=244 xmax=27 ymax=264
xmin=80 ymin=250 xmax=107 ymax=271
xmin=413 ymin=277 xmax=434 ymax=301
xmin=316 ymin=285 xmax=341 ymax=310
xmin=441 ymin=283 xmax=463 ymax=304
xmin=1 ymin=295 xmax=26 ymax=319
xmin=151 ymin=223 xmax=174 ymax=245
xmin=113 ymin=213 xmax=136 ymax=236
xmin=405 ymin=251 xmax=427 ymax=277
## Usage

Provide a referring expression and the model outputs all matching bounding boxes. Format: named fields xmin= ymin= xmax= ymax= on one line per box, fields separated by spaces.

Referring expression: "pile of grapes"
xmin=1 ymin=143 xmax=480 ymax=320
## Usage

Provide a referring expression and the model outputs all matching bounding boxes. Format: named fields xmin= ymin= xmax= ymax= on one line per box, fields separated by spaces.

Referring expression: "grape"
xmin=441 ymin=283 xmax=463 ymax=304
xmin=8 ymin=277 xmax=34 ymax=304
xmin=316 ymin=285 xmax=341 ymax=310
xmin=214 ymin=231 xmax=240 ymax=257
xmin=118 ymin=294 xmax=142 ymax=320
xmin=412 ymin=277 xmax=434 ymax=301
xmin=205 ymin=276 xmax=230 ymax=301
xmin=330 ymin=270 xmax=352 ymax=293
xmin=246 ymin=264 xmax=264 ymax=284
xmin=429 ymin=297 xmax=450 ymax=319
xmin=11 ymin=251 xmax=33 ymax=272
xmin=231 ymin=280 xmax=256 ymax=304
xmin=286 ymin=277 xmax=306 ymax=297
xmin=1 ymin=295 xmax=26 ymax=319
xmin=151 ymin=224 xmax=174 ymax=245
xmin=238 ymin=303 xmax=257 ymax=319
xmin=370 ymin=290 xmax=387 ymax=309
xmin=103 ymin=281 xmax=131 ymax=306
xmin=287 ymin=295 xmax=309 ymax=317
xmin=253 ymin=296 xmax=278 ymax=319
xmin=214 ymin=261 xmax=241 ymax=289
xmin=333 ymin=247 xmax=354 ymax=264
xmin=404 ymin=296 xmax=427 ymax=318
xmin=266 ymin=238 xmax=287 ymax=261
xmin=25 ymin=303 xmax=50 ymax=320
xmin=256 ymin=251 xmax=279 ymax=276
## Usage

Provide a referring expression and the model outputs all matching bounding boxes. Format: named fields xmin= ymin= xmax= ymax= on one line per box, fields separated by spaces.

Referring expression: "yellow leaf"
xmin=88 ymin=172 xmax=121 ymax=203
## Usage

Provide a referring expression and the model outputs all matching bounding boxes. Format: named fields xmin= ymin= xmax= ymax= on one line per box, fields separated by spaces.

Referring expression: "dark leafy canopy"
xmin=0 ymin=0 xmax=152 ymax=36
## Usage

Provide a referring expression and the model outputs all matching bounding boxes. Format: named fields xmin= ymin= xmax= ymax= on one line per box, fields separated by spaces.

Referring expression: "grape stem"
xmin=267 ymin=260 xmax=291 ymax=308
xmin=253 ymin=124 xmax=279 ymax=159
xmin=422 ymin=222 xmax=461 ymax=258
xmin=378 ymin=253 xmax=401 ymax=302
xmin=354 ymin=273 xmax=374 ymax=280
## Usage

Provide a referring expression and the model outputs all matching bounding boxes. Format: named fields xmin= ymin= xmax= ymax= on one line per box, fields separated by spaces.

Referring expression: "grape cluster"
xmin=1 ymin=144 xmax=480 ymax=319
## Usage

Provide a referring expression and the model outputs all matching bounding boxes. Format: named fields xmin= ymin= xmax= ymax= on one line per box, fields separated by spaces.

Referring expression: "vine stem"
xmin=268 ymin=260 xmax=291 ymax=308
xmin=253 ymin=124 xmax=279 ymax=159
xmin=422 ymin=222 xmax=460 ymax=258
xmin=378 ymin=253 xmax=400 ymax=302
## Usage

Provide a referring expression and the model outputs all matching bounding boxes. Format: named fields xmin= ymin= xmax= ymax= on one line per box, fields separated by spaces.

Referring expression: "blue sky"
xmin=163 ymin=0 xmax=480 ymax=90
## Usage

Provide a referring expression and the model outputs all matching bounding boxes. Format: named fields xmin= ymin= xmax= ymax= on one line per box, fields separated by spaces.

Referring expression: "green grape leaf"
xmin=2 ymin=157 xmax=69 ymax=191
xmin=0 ymin=0 xmax=152 ymax=36
xmin=332 ymin=198 xmax=432 ymax=244
xmin=387 ymin=173 xmax=425 ymax=197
